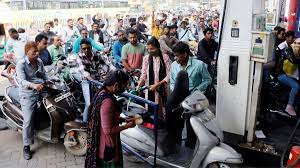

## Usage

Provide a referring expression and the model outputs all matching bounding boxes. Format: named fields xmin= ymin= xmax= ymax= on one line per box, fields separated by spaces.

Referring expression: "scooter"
xmin=0 ymin=77 xmax=87 ymax=156
xmin=120 ymin=71 xmax=243 ymax=168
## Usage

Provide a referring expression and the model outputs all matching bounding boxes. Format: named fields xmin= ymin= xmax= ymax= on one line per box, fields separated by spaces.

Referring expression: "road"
xmin=0 ymin=66 xmax=149 ymax=168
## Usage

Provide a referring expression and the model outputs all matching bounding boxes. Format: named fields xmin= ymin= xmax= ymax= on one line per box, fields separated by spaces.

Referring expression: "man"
xmin=168 ymin=42 xmax=211 ymax=149
xmin=137 ymin=17 xmax=148 ymax=33
xmin=47 ymin=36 xmax=64 ymax=65
xmin=159 ymin=26 xmax=179 ymax=57
xmin=197 ymin=28 xmax=218 ymax=67
xmin=39 ymin=22 xmax=55 ymax=45
xmin=195 ymin=17 xmax=206 ymax=41
xmin=114 ymin=19 xmax=125 ymax=34
xmin=76 ymin=39 xmax=105 ymax=123
xmin=72 ymin=29 xmax=104 ymax=54
xmin=5 ymin=28 xmax=28 ymax=62
xmin=113 ymin=30 xmax=128 ymax=67
xmin=121 ymin=29 xmax=147 ymax=72
xmin=88 ymin=23 xmax=104 ymax=44
xmin=62 ymin=19 xmax=80 ymax=53
xmin=170 ymin=24 xmax=179 ymax=39
xmin=35 ymin=34 xmax=52 ymax=66
xmin=77 ymin=17 xmax=87 ymax=32
xmin=178 ymin=21 xmax=196 ymax=42
xmin=52 ymin=18 xmax=63 ymax=36
xmin=151 ymin=10 xmax=163 ymax=40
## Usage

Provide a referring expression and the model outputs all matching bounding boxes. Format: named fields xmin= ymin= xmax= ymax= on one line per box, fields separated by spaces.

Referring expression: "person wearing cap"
xmin=177 ymin=20 xmax=196 ymax=42
xmin=170 ymin=24 xmax=179 ymax=39
xmin=151 ymin=10 xmax=163 ymax=40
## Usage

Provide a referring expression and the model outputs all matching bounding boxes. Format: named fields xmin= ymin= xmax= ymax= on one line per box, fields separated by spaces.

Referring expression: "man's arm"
xmin=90 ymin=38 xmax=104 ymax=51
xmin=112 ymin=43 xmax=121 ymax=63
xmin=72 ymin=38 xmax=80 ymax=54
xmin=194 ymin=62 xmax=212 ymax=92
xmin=197 ymin=41 xmax=212 ymax=64
xmin=16 ymin=61 xmax=34 ymax=89
xmin=121 ymin=45 xmax=132 ymax=71
xmin=170 ymin=63 xmax=176 ymax=92
xmin=159 ymin=36 xmax=173 ymax=54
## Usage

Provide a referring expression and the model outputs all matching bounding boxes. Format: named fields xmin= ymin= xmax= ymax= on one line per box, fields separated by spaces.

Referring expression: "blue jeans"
xmin=278 ymin=74 xmax=300 ymax=105
xmin=82 ymin=80 xmax=91 ymax=122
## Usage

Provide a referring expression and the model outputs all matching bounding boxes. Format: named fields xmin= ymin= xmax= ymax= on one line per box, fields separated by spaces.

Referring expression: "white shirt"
xmin=93 ymin=33 xmax=99 ymax=42
xmin=5 ymin=33 xmax=28 ymax=61
xmin=52 ymin=24 xmax=63 ymax=36
xmin=62 ymin=26 xmax=80 ymax=43
xmin=178 ymin=28 xmax=196 ymax=42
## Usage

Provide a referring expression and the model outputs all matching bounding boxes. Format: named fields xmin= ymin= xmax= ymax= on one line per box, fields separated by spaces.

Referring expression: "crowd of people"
xmin=0 ymin=8 xmax=220 ymax=167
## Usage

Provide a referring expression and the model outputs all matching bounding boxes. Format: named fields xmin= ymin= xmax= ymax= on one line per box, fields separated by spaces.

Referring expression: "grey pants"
xmin=20 ymin=93 xmax=39 ymax=146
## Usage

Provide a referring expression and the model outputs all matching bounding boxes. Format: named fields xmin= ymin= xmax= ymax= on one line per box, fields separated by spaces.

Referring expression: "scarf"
xmin=85 ymin=88 xmax=115 ymax=168
xmin=148 ymin=52 xmax=167 ymax=112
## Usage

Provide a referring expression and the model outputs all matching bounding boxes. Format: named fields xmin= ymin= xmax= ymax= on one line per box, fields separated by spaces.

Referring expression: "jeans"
xmin=278 ymin=74 xmax=300 ymax=105
xmin=20 ymin=92 xmax=40 ymax=146
xmin=82 ymin=80 xmax=91 ymax=122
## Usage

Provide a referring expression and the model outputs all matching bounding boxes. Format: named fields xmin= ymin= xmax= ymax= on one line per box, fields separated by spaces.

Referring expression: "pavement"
xmin=0 ymin=66 xmax=148 ymax=168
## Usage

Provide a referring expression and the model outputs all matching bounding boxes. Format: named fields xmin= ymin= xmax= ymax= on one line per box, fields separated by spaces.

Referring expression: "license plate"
xmin=55 ymin=92 xmax=72 ymax=102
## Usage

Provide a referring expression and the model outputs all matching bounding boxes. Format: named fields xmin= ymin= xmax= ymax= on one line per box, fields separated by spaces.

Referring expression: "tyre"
xmin=64 ymin=131 xmax=87 ymax=156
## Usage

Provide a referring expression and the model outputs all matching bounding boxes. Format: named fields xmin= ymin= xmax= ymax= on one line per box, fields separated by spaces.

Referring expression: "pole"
xmin=287 ymin=0 xmax=298 ymax=31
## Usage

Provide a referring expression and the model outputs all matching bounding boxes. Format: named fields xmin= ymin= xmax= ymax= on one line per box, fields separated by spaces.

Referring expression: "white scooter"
xmin=120 ymin=71 xmax=243 ymax=168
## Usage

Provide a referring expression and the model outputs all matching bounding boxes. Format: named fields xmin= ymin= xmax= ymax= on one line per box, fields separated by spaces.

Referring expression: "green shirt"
xmin=47 ymin=44 xmax=64 ymax=65
xmin=170 ymin=57 xmax=212 ymax=92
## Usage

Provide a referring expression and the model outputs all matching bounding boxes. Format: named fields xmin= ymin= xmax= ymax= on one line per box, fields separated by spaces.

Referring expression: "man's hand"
xmin=86 ymin=76 xmax=93 ymax=81
xmin=32 ymin=84 xmax=44 ymax=92
xmin=211 ymin=60 xmax=216 ymax=65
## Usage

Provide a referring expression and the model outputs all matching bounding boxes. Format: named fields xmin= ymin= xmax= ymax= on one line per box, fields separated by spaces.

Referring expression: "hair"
xmin=104 ymin=70 xmax=130 ymax=87
xmin=203 ymin=28 xmax=214 ymax=35
xmin=80 ymin=39 xmax=91 ymax=46
xmin=147 ymin=37 xmax=161 ymax=49
xmin=80 ymin=28 xmax=88 ymax=33
xmin=173 ymin=42 xmax=190 ymax=55
xmin=116 ymin=29 xmax=125 ymax=35
xmin=127 ymin=28 xmax=137 ymax=35
xmin=8 ymin=28 xmax=17 ymax=34
xmin=286 ymin=30 xmax=295 ymax=38
xmin=274 ymin=26 xmax=282 ymax=32
xmin=35 ymin=34 xmax=48 ymax=43
xmin=54 ymin=18 xmax=58 ymax=22
xmin=0 ymin=24 xmax=5 ymax=36
xmin=24 ymin=41 xmax=38 ymax=54
xmin=44 ymin=22 xmax=51 ymax=26
xmin=118 ymin=19 xmax=123 ymax=22
xmin=67 ymin=19 xmax=73 ymax=22
xmin=78 ymin=17 xmax=84 ymax=21
xmin=277 ymin=27 xmax=285 ymax=35
xmin=18 ymin=28 xmax=25 ymax=33
xmin=92 ymin=23 xmax=99 ymax=27
xmin=48 ymin=21 xmax=54 ymax=27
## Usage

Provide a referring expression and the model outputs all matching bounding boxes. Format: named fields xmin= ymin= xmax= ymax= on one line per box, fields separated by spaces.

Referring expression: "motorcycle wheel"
xmin=64 ymin=131 xmax=87 ymax=156
xmin=206 ymin=163 xmax=233 ymax=168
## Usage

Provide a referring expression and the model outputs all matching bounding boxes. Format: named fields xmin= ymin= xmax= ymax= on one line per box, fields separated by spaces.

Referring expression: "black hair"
xmin=77 ymin=17 xmax=84 ymax=21
xmin=54 ymin=18 xmax=58 ymax=22
xmin=285 ymin=31 xmax=295 ymax=38
xmin=116 ymin=29 xmax=125 ymax=35
xmin=104 ymin=70 xmax=130 ymax=87
xmin=0 ymin=24 xmax=5 ymax=36
xmin=8 ymin=28 xmax=17 ymax=34
xmin=277 ymin=27 xmax=285 ymax=35
xmin=80 ymin=28 xmax=88 ymax=33
xmin=35 ymin=34 xmax=48 ymax=43
xmin=203 ymin=28 xmax=214 ymax=35
xmin=173 ymin=42 xmax=190 ymax=55
xmin=274 ymin=26 xmax=282 ymax=31
xmin=80 ymin=39 xmax=91 ymax=46
xmin=127 ymin=28 xmax=137 ymax=35
xmin=18 ymin=28 xmax=25 ymax=33
xmin=147 ymin=37 xmax=161 ymax=49
xmin=92 ymin=23 xmax=99 ymax=27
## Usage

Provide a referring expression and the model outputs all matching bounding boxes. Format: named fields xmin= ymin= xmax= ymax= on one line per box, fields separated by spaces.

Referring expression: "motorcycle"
xmin=0 ymin=75 xmax=87 ymax=156
xmin=120 ymin=71 xmax=243 ymax=167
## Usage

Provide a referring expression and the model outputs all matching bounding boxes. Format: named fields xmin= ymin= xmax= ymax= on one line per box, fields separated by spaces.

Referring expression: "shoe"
xmin=23 ymin=146 xmax=32 ymax=160
xmin=285 ymin=104 xmax=297 ymax=116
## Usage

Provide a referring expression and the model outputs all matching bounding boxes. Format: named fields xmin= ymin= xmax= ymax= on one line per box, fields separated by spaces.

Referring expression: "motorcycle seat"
xmin=7 ymin=85 xmax=20 ymax=107
xmin=64 ymin=121 xmax=86 ymax=131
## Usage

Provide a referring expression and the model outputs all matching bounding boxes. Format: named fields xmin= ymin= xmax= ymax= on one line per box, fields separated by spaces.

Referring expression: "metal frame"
xmin=89 ymin=80 xmax=159 ymax=167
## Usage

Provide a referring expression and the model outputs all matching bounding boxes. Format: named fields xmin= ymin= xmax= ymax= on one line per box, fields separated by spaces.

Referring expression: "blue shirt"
xmin=16 ymin=57 xmax=48 ymax=93
xmin=72 ymin=37 xmax=104 ymax=54
xmin=170 ymin=57 xmax=212 ymax=92
xmin=112 ymin=40 xmax=126 ymax=64
xmin=39 ymin=49 xmax=53 ymax=66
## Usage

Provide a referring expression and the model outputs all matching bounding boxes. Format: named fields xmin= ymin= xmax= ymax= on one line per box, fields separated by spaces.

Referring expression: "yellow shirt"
xmin=151 ymin=12 xmax=163 ymax=39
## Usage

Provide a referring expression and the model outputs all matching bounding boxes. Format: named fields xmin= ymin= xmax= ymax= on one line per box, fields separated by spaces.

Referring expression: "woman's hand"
xmin=125 ymin=120 xmax=136 ymax=129
xmin=32 ymin=84 xmax=44 ymax=92
xmin=149 ymin=83 xmax=160 ymax=92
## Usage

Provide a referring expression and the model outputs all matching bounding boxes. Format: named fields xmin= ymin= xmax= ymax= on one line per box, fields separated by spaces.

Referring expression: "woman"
xmin=16 ymin=41 xmax=48 ymax=160
xmin=137 ymin=37 xmax=172 ymax=120
xmin=85 ymin=70 xmax=135 ymax=168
